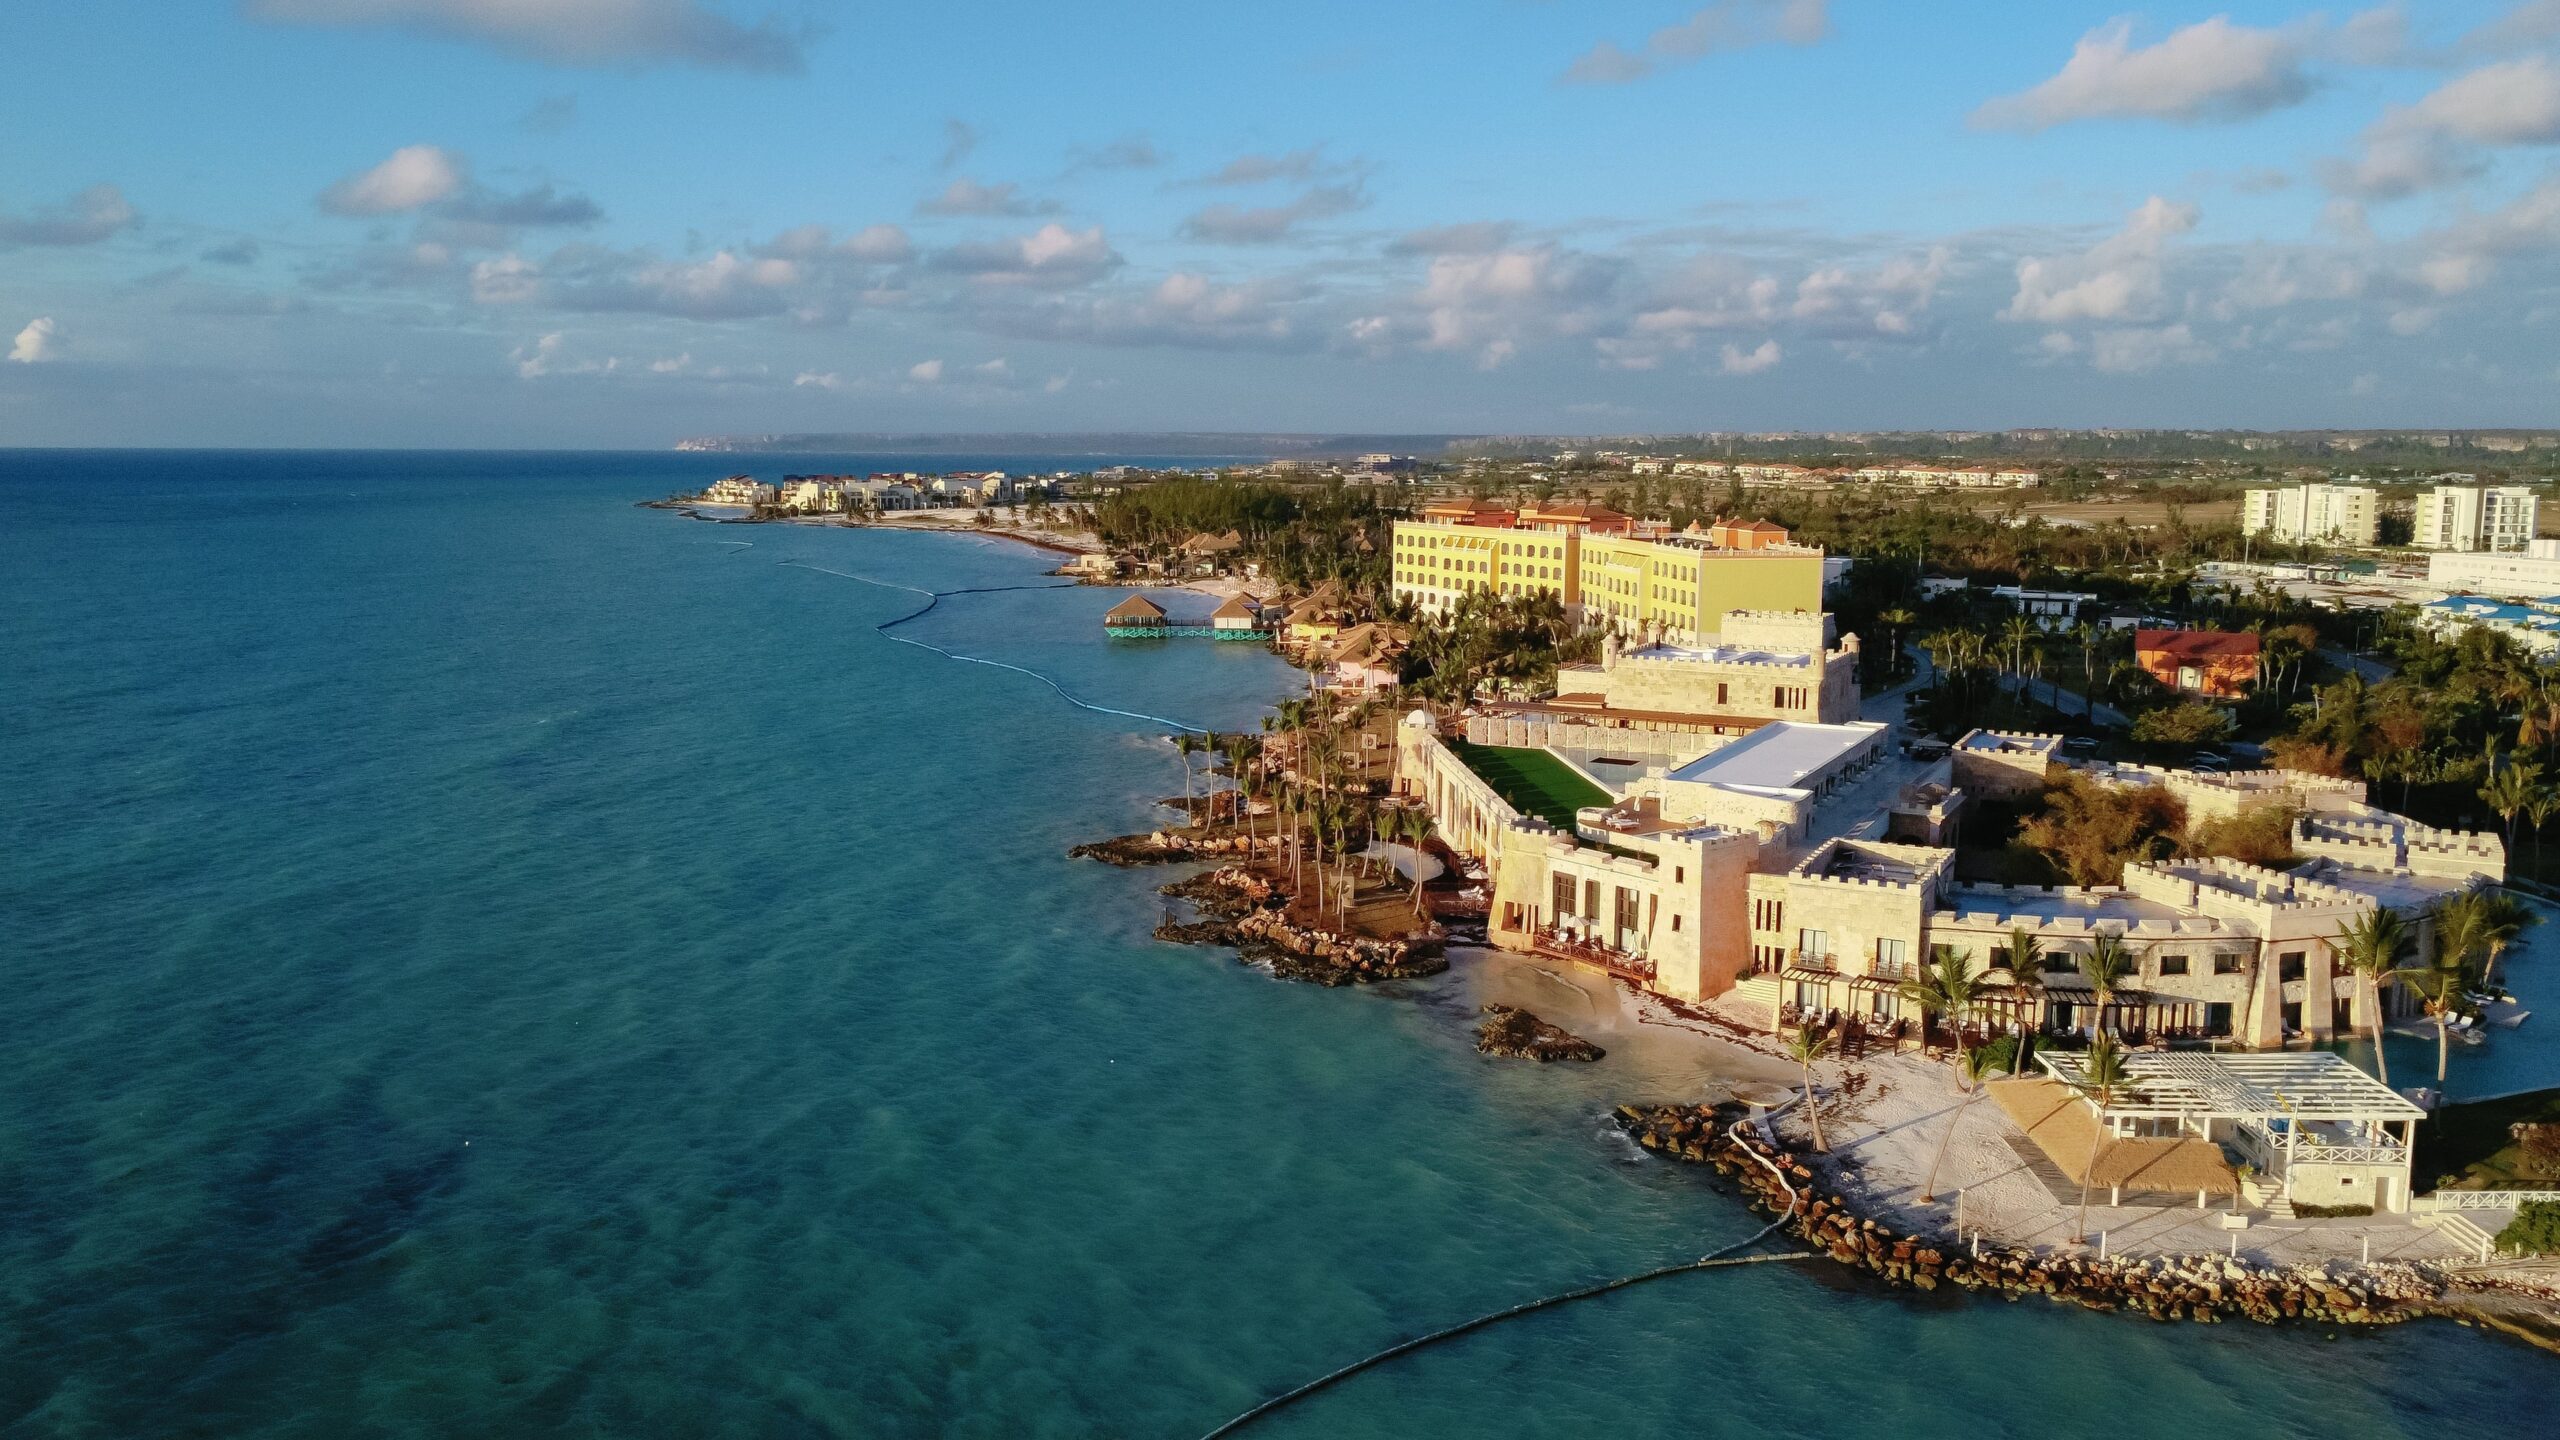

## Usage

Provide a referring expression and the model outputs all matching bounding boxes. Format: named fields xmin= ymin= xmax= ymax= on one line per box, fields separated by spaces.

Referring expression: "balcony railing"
xmin=1790 ymin=950 xmax=1837 ymax=972
xmin=1531 ymin=929 xmax=1657 ymax=983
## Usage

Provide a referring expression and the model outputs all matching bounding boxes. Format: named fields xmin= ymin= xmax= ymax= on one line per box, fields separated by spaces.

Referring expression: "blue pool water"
xmin=2 ymin=451 xmax=2554 ymax=1437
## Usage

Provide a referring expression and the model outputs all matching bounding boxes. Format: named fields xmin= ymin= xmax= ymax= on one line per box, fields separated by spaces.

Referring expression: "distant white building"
xmin=1989 ymin=585 xmax=2098 ymax=630
xmin=2414 ymin=483 xmax=2538 ymax=552
xmin=2241 ymin=482 xmax=2380 ymax=546
xmin=2429 ymin=536 xmax=2560 ymax=598
xmin=699 ymin=475 xmax=774 ymax=507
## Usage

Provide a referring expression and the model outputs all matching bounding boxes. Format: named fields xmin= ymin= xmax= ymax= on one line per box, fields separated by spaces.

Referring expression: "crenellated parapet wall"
xmin=2124 ymin=857 xmax=2372 ymax=916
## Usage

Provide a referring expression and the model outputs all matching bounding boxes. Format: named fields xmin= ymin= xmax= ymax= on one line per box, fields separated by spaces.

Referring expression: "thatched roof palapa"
xmin=1103 ymin=594 xmax=1168 ymax=623
xmin=1990 ymin=1077 xmax=2238 ymax=1196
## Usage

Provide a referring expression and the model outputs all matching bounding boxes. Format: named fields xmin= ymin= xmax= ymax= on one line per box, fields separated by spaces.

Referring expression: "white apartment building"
xmin=2429 ymin=536 xmax=2560 ymax=598
xmin=2241 ymin=482 xmax=2381 ymax=546
xmin=2414 ymin=483 xmax=2539 ymax=552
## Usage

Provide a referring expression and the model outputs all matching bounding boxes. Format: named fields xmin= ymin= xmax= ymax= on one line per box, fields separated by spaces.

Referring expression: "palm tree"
xmin=1174 ymin=732 xmax=1201 ymax=815
xmin=2481 ymin=761 xmax=2540 ymax=850
xmin=2477 ymin=886 xmax=2540 ymax=991
xmin=1897 ymin=948 xmax=1982 ymax=1086
xmin=2076 ymin=932 xmax=2137 ymax=1039
xmin=1222 ymin=733 xmax=1254 ymax=817
xmin=2331 ymin=908 xmax=2409 ymax=1087
xmin=1921 ymin=1047 xmax=2004 ymax=1204
xmin=1396 ymin=807 xmax=1435 ymax=915
xmin=2529 ymin=789 xmax=2560 ymax=865
xmin=2069 ymin=1034 xmax=2136 ymax=1244
xmin=1239 ymin=759 xmax=1270 ymax=853
xmin=2409 ymin=892 xmax=2490 ymax=1083
xmin=2002 ymin=926 xmax=2045 ymax=1070
xmin=2000 ymin=614 xmax=2035 ymax=682
xmin=1783 ymin=1028 xmax=1833 ymax=1153
xmin=2072 ymin=620 xmax=2102 ymax=717
xmin=1878 ymin=607 xmax=1915 ymax=679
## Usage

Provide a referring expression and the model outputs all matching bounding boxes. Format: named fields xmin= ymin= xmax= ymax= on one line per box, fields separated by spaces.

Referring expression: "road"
xmin=2320 ymin=647 xmax=2396 ymax=683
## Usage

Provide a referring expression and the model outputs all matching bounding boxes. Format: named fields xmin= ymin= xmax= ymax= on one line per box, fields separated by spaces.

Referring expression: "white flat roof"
xmin=1664 ymin=721 xmax=1883 ymax=793
xmin=1628 ymin=642 xmax=1812 ymax=669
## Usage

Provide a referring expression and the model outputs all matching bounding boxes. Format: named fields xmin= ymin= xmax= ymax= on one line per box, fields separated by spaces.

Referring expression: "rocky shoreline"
xmin=1477 ymin=1006 xmax=1604 ymax=1061
xmin=1616 ymin=1101 xmax=2463 ymax=1329
xmin=1070 ymin=829 xmax=1278 ymax=867
xmin=1143 ymin=865 xmax=1448 ymax=986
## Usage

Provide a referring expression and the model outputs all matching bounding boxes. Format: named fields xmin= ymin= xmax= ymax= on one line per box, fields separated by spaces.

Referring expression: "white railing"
xmin=2291 ymin=1144 xmax=2408 ymax=1166
xmin=2416 ymin=1189 xmax=2560 ymax=1213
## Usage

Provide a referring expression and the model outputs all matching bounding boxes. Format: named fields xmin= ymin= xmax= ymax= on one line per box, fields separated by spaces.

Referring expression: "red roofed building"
xmin=2135 ymin=629 xmax=2259 ymax=699
xmin=1706 ymin=518 xmax=1791 ymax=551
xmin=1516 ymin=500 xmax=1635 ymax=535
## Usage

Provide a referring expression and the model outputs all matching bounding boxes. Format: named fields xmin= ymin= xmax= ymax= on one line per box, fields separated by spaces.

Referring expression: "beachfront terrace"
xmin=2035 ymin=1051 xmax=2424 ymax=1211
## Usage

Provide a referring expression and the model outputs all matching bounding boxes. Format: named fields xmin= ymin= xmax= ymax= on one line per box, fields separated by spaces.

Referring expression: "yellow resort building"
xmin=1390 ymin=503 xmax=1828 ymax=644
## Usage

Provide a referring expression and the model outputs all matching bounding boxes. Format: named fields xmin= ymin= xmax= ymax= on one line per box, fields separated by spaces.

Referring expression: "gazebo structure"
xmin=2035 ymin=1051 xmax=2424 ymax=1213
xmin=1101 ymin=594 xmax=1169 ymax=637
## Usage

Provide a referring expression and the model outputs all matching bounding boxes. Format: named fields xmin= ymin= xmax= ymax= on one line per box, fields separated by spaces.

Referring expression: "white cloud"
xmin=321 ymin=144 xmax=466 ymax=216
xmin=471 ymin=253 xmax=541 ymax=304
xmin=2087 ymin=323 xmax=2216 ymax=373
xmin=1563 ymin=1 xmax=1828 ymax=85
xmin=1184 ymin=148 xmax=1334 ymax=187
xmin=8 ymin=316 xmax=61 ymax=363
xmin=1180 ymin=185 xmax=1364 ymax=244
xmin=2003 ymin=196 xmax=2199 ymax=324
xmin=2332 ymin=56 xmax=2560 ymax=197
xmin=245 ymin=0 xmax=805 ymax=73
xmin=1973 ymin=18 xmax=2313 ymax=131
xmin=917 ymin=179 xmax=1056 ymax=218
xmin=761 ymin=222 xmax=914 ymax=265
xmin=514 ymin=331 xmax=567 ymax=377
xmin=2398 ymin=55 xmax=2560 ymax=147
xmin=0 ymin=184 xmax=140 ymax=247
xmin=1718 ymin=338 xmax=1781 ymax=374
xmin=908 ymin=358 xmax=945 ymax=383
xmin=1413 ymin=246 xmax=1621 ymax=367
xmin=2408 ymin=173 xmax=2560 ymax=294
xmin=930 ymin=223 xmax=1121 ymax=287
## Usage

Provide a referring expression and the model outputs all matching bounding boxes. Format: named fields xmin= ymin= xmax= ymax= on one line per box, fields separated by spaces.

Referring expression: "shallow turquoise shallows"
xmin=2 ymin=451 xmax=2554 ymax=1437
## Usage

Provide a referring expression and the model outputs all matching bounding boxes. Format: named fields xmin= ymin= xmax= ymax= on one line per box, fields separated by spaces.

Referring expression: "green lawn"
xmin=1447 ymin=739 xmax=1612 ymax=830
xmin=2414 ymin=1086 xmax=2560 ymax=1190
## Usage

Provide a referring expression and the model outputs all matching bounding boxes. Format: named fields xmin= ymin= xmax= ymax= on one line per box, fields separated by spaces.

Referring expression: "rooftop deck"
xmin=1663 ymin=720 xmax=1884 ymax=796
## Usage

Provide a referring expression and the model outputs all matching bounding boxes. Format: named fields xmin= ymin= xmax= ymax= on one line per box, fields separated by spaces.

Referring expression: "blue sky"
xmin=4 ymin=0 xmax=2559 ymax=445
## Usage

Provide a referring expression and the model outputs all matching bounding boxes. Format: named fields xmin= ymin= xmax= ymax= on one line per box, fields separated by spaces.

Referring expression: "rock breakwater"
xmin=1616 ymin=1102 xmax=2437 ymax=1328
xmin=1477 ymin=1006 xmax=1604 ymax=1062
xmin=1147 ymin=866 xmax=1447 ymax=986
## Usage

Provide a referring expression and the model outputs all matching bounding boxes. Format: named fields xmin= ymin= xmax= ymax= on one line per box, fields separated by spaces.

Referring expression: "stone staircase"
xmin=2417 ymin=1209 xmax=2507 ymax=1260
xmin=2240 ymin=1174 xmax=2293 ymax=1219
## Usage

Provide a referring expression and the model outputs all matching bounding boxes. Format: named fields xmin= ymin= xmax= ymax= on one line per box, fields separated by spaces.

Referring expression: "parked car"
xmin=2062 ymin=736 xmax=2101 ymax=755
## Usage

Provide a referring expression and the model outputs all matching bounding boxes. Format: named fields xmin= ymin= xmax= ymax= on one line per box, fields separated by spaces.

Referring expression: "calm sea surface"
xmin=3 ymin=450 xmax=2555 ymax=1438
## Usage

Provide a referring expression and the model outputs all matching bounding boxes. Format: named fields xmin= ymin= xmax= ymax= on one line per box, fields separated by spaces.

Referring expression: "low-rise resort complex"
xmin=1378 ymin=522 xmax=2514 ymax=1221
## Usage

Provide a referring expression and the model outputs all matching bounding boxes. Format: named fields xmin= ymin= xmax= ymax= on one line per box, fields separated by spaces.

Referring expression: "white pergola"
xmin=2039 ymin=1051 xmax=2423 ymax=1206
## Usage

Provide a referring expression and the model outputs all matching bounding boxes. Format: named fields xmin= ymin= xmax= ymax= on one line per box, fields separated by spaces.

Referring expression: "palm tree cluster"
xmin=2341 ymin=887 xmax=2541 ymax=1086
xmin=1386 ymin=589 xmax=1597 ymax=700
xmin=1243 ymin=699 xmax=1440 ymax=931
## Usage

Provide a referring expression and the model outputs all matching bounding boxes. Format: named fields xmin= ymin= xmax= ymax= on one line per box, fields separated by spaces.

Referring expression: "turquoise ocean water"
xmin=3 ymin=450 xmax=2555 ymax=1437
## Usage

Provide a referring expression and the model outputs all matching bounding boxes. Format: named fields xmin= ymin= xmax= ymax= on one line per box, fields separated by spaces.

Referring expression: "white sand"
xmin=1783 ymin=1048 xmax=2474 ymax=1267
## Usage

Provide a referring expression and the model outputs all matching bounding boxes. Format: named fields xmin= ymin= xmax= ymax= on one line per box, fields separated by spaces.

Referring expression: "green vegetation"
xmin=1087 ymin=476 xmax=1394 ymax=592
xmin=2416 ymin=1087 xmax=2560 ymax=1190
xmin=1391 ymin=590 xmax=1599 ymax=700
xmin=2496 ymin=1201 xmax=2560 ymax=1257
xmin=1446 ymin=740 xmax=1611 ymax=830
xmin=2018 ymin=772 xmax=2187 ymax=885
xmin=2129 ymin=700 xmax=2235 ymax=748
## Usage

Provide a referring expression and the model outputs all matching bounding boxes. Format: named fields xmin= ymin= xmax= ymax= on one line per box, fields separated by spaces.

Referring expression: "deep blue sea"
xmin=3 ymin=450 xmax=2555 ymax=1438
